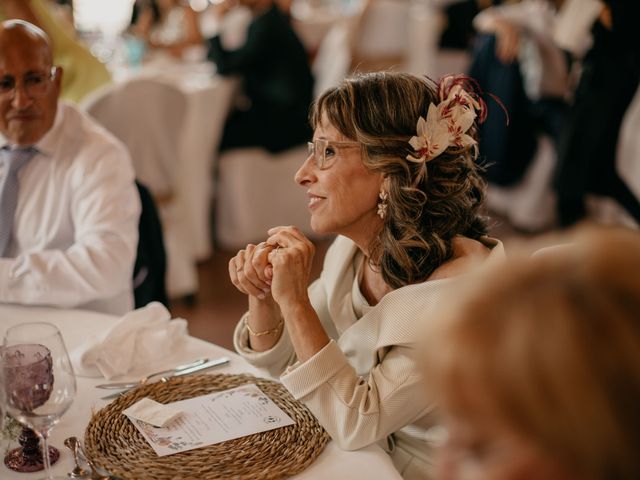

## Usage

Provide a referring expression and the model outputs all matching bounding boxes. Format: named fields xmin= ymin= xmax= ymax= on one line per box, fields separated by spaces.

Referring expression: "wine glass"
xmin=1 ymin=322 xmax=76 ymax=480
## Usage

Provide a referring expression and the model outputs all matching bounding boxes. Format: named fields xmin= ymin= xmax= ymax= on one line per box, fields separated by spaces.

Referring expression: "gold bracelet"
xmin=244 ymin=317 xmax=284 ymax=337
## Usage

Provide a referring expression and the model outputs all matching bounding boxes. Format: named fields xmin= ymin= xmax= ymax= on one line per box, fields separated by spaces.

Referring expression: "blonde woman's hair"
xmin=422 ymin=226 xmax=640 ymax=480
xmin=311 ymin=71 xmax=488 ymax=289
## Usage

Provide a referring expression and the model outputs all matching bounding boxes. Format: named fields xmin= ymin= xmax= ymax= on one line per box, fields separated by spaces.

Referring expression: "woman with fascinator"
xmin=228 ymin=72 xmax=505 ymax=479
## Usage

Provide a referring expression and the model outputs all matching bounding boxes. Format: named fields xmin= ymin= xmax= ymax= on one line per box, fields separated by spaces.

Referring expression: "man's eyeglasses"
xmin=307 ymin=138 xmax=360 ymax=169
xmin=0 ymin=66 xmax=58 ymax=100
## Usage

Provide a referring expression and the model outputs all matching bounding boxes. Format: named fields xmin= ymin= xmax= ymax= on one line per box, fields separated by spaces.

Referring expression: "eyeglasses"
xmin=0 ymin=66 xmax=58 ymax=100
xmin=307 ymin=139 xmax=360 ymax=169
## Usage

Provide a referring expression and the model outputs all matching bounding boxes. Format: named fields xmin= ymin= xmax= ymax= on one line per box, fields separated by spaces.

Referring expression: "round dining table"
xmin=0 ymin=304 xmax=403 ymax=480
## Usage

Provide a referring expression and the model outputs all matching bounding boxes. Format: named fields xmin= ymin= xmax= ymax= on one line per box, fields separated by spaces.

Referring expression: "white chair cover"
xmin=356 ymin=0 xmax=409 ymax=59
xmin=82 ymin=78 xmax=186 ymax=198
xmin=215 ymin=146 xmax=320 ymax=250
xmin=82 ymin=79 xmax=199 ymax=298
xmin=617 ymin=84 xmax=640 ymax=201
xmin=486 ymin=135 xmax=557 ymax=232
xmin=312 ymin=23 xmax=352 ymax=99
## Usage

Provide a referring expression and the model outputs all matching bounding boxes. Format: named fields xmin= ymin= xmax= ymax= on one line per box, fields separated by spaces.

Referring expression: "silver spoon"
xmin=64 ymin=436 xmax=89 ymax=479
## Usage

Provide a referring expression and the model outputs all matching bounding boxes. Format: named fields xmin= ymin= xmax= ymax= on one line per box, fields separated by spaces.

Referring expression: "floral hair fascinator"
xmin=407 ymin=75 xmax=491 ymax=164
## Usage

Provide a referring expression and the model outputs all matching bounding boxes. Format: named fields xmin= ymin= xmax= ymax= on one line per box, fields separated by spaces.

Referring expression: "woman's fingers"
xmin=262 ymin=229 xmax=315 ymax=307
xmin=242 ymin=244 xmax=271 ymax=295
xmin=251 ymin=242 xmax=274 ymax=284
xmin=266 ymin=230 xmax=315 ymax=282
xmin=229 ymin=227 xmax=315 ymax=305
xmin=228 ymin=249 xmax=249 ymax=294
xmin=229 ymin=245 xmax=271 ymax=298
xmin=267 ymin=225 xmax=308 ymax=243
xmin=267 ymin=229 xmax=315 ymax=261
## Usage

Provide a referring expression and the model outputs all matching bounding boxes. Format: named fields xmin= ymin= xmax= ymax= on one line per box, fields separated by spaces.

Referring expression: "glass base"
xmin=3 ymin=445 xmax=60 ymax=472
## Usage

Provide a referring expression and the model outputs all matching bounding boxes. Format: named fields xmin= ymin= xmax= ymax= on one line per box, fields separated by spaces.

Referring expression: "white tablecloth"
xmin=0 ymin=305 xmax=402 ymax=480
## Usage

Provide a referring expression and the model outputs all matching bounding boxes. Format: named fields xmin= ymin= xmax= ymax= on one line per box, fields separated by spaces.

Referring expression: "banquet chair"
xmin=486 ymin=135 xmax=557 ymax=232
xmin=134 ymin=181 xmax=169 ymax=308
xmin=81 ymin=78 xmax=186 ymax=200
xmin=312 ymin=23 xmax=353 ymax=99
xmin=405 ymin=1 xmax=471 ymax=78
xmin=82 ymin=78 xmax=199 ymax=299
xmin=215 ymin=145 xmax=315 ymax=250
xmin=354 ymin=0 xmax=408 ymax=69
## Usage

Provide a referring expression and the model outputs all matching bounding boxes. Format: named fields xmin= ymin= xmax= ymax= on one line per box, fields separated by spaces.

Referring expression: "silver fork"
xmin=100 ymin=357 xmax=230 ymax=400
xmin=94 ymin=358 xmax=208 ymax=389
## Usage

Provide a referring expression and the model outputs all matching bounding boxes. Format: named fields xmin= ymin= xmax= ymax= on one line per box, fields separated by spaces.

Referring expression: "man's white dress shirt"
xmin=0 ymin=102 xmax=140 ymax=315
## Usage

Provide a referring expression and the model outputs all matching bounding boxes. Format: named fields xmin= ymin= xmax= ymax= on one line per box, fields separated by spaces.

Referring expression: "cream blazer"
xmin=234 ymin=235 xmax=505 ymax=479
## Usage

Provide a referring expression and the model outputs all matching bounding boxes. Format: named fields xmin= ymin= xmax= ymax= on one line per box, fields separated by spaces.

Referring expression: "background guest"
xmin=0 ymin=20 xmax=140 ymax=314
xmin=130 ymin=0 xmax=202 ymax=58
xmin=421 ymin=226 xmax=640 ymax=480
xmin=554 ymin=0 xmax=640 ymax=226
xmin=229 ymin=72 xmax=504 ymax=479
xmin=469 ymin=0 xmax=569 ymax=187
xmin=207 ymin=0 xmax=313 ymax=153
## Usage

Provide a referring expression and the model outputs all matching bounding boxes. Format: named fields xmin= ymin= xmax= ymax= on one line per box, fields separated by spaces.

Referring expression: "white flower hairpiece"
xmin=406 ymin=76 xmax=486 ymax=164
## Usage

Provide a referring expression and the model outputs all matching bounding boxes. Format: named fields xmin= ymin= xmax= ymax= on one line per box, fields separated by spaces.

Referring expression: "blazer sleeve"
xmin=233 ymin=276 xmax=332 ymax=377
xmin=280 ymin=340 xmax=429 ymax=450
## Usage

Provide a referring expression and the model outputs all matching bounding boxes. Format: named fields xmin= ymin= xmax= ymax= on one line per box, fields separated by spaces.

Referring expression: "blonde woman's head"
xmin=422 ymin=227 xmax=640 ymax=480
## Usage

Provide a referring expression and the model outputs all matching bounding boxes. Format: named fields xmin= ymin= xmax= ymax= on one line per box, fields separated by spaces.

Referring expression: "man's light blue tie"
xmin=0 ymin=147 xmax=37 ymax=257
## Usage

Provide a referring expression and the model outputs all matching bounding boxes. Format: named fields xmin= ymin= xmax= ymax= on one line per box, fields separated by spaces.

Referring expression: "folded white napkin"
xmin=123 ymin=398 xmax=182 ymax=427
xmin=70 ymin=302 xmax=188 ymax=379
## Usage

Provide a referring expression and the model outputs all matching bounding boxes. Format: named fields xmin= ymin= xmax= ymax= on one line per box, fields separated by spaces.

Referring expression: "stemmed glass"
xmin=1 ymin=323 xmax=77 ymax=480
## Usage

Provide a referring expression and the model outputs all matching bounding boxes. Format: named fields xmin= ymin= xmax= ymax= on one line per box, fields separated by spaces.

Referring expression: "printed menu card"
xmin=125 ymin=384 xmax=295 ymax=456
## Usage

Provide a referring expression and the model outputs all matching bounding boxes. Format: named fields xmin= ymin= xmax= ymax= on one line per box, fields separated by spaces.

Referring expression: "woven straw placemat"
xmin=84 ymin=373 xmax=330 ymax=480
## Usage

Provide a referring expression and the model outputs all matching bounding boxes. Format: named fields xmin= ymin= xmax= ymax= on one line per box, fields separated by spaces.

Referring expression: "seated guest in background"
xmin=469 ymin=0 xmax=568 ymax=187
xmin=421 ymin=227 xmax=640 ymax=480
xmin=0 ymin=0 xmax=111 ymax=104
xmin=130 ymin=0 xmax=202 ymax=58
xmin=207 ymin=0 xmax=313 ymax=153
xmin=0 ymin=20 xmax=140 ymax=314
xmin=554 ymin=0 xmax=640 ymax=226
xmin=229 ymin=72 xmax=505 ymax=479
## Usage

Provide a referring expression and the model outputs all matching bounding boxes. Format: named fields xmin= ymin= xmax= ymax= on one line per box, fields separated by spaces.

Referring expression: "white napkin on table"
xmin=123 ymin=398 xmax=183 ymax=427
xmin=70 ymin=302 xmax=188 ymax=380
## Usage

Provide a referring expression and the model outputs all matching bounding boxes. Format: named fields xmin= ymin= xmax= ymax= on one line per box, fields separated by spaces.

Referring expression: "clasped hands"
xmin=229 ymin=226 xmax=315 ymax=306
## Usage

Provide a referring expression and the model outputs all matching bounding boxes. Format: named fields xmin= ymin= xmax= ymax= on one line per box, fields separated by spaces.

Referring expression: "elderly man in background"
xmin=0 ymin=0 xmax=111 ymax=103
xmin=0 ymin=20 xmax=140 ymax=315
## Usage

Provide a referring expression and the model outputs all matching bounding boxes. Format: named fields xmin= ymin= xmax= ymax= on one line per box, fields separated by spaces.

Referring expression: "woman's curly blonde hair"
xmin=310 ymin=72 xmax=489 ymax=289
